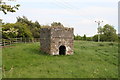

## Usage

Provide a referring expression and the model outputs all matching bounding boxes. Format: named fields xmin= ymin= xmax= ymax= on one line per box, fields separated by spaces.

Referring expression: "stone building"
xmin=40 ymin=27 xmax=74 ymax=55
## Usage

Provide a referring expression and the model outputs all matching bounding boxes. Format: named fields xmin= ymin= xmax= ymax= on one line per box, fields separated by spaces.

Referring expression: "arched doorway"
xmin=59 ymin=45 xmax=66 ymax=55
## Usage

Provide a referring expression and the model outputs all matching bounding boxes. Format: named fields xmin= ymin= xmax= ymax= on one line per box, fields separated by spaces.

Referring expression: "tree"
xmin=34 ymin=21 xmax=41 ymax=28
xmin=98 ymin=26 xmax=103 ymax=34
xmin=31 ymin=21 xmax=41 ymax=38
xmin=0 ymin=0 xmax=20 ymax=14
xmin=118 ymin=34 xmax=120 ymax=42
xmin=102 ymin=24 xmax=117 ymax=42
xmin=2 ymin=22 xmax=33 ymax=39
xmin=14 ymin=22 xmax=33 ymax=38
xmin=74 ymin=34 xmax=81 ymax=40
xmin=16 ymin=16 xmax=41 ymax=38
xmin=16 ymin=16 xmax=31 ymax=25
xmin=93 ymin=34 xmax=98 ymax=42
xmin=83 ymin=34 xmax=86 ymax=40
xmin=93 ymin=24 xmax=118 ymax=42
xmin=51 ymin=22 xmax=64 ymax=27
xmin=86 ymin=37 xmax=92 ymax=41
xmin=3 ymin=27 xmax=18 ymax=38
xmin=2 ymin=23 xmax=15 ymax=38
xmin=2 ymin=16 xmax=41 ymax=39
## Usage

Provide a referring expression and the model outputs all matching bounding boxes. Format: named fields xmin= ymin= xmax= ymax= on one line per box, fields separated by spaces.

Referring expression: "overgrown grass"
xmin=2 ymin=41 xmax=118 ymax=78
xmin=0 ymin=47 xmax=2 ymax=79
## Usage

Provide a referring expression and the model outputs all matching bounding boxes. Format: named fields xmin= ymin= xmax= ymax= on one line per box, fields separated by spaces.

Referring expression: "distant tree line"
xmin=74 ymin=24 xmax=119 ymax=42
xmin=74 ymin=34 xmax=92 ymax=41
xmin=2 ymin=16 xmax=41 ymax=39
xmin=2 ymin=16 xmax=65 ymax=39
xmin=2 ymin=16 xmax=119 ymax=42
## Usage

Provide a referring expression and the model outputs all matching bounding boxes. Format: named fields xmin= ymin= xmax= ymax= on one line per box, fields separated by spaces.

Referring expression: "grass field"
xmin=2 ymin=41 xmax=118 ymax=78
xmin=0 ymin=47 xmax=2 ymax=79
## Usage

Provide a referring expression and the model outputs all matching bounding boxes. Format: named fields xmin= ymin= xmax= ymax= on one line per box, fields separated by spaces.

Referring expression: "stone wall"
xmin=40 ymin=27 xmax=74 ymax=55
xmin=40 ymin=28 xmax=51 ymax=54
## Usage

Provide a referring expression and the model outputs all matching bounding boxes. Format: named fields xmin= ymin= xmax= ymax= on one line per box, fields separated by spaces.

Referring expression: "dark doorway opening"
xmin=59 ymin=45 xmax=66 ymax=55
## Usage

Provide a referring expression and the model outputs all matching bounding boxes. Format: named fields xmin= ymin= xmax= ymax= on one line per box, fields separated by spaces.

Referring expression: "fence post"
xmin=32 ymin=38 xmax=34 ymax=43
xmin=3 ymin=39 xmax=5 ymax=46
xmin=21 ymin=37 xmax=22 ymax=43
xmin=35 ymin=38 xmax=36 ymax=42
xmin=29 ymin=38 xmax=30 ymax=43
xmin=16 ymin=38 xmax=17 ymax=43
xmin=25 ymin=38 xmax=26 ymax=43
xmin=10 ymin=38 xmax=11 ymax=45
xmin=11 ymin=38 xmax=12 ymax=44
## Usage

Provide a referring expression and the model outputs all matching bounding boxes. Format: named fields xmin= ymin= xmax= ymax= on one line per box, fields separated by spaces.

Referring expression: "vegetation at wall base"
xmin=2 ymin=41 xmax=118 ymax=78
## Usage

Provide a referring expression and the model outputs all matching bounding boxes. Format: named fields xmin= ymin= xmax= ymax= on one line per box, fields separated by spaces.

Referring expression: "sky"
xmin=0 ymin=0 xmax=119 ymax=36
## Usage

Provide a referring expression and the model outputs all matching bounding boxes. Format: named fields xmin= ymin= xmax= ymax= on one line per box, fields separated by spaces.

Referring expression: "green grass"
xmin=0 ymin=47 xmax=2 ymax=79
xmin=2 ymin=41 xmax=118 ymax=78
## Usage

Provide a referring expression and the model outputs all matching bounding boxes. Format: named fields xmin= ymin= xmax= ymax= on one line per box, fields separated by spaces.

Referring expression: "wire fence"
xmin=0 ymin=38 xmax=40 ymax=46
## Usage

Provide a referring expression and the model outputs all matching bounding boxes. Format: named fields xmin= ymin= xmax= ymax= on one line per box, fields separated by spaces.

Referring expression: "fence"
xmin=1 ymin=38 xmax=40 ymax=46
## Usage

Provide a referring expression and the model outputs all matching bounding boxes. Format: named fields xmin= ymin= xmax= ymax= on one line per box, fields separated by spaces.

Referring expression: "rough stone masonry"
xmin=40 ymin=27 xmax=74 ymax=55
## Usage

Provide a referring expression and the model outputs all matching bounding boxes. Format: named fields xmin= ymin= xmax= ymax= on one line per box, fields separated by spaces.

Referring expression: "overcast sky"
xmin=0 ymin=0 xmax=119 ymax=36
